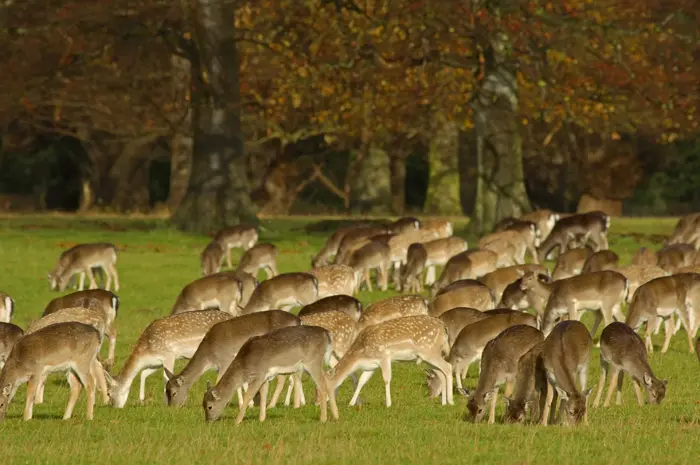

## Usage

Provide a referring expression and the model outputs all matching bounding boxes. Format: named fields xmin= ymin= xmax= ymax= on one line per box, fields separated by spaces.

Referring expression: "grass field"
xmin=0 ymin=214 xmax=698 ymax=465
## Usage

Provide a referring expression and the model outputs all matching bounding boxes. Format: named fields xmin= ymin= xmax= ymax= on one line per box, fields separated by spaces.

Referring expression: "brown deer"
xmin=552 ymin=247 xmax=594 ymax=280
xmin=538 ymin=211 xmax=610 ymax=262
xmin=242 ymin=272 xmax=318 ymax=314
xmin=479 ymin=264 xmax=549 ymax=304
xmin=298 ymin=295 xmax=363 ymax=322
xmin=308 ymin=264 xmax=357 ymax=298
xmin=358 ymin=295 xmax=429 ymax=329
xmin=433 ymin=250 xmax=499 ymax=295
xmin=348 ymin=240 xmax=391 ymax=292
xmin=656 ymin=244 xmax=697 ymax=273
xmin=0 ymin=323 xmax=23 ymax=370
xmin=171 ymin=273 xmax=243 ymax=316
xmin=200 ymin=240 xmax=226 ymax=276
xmin=581 ymin=250 xmax=620 ymax=274
xmin=429 ymin=280 xmax=495 ymax=317
xmin=235 ymin=243 xmax=278 ymax=279
xmin=213 ymin=225 xmax=258 ymax=268
xmin=312 ymin=223 xmax=370 ymax=268
xmin=48 ymin=243 xmax=120 ymax=292
xmin=503 ymin=342 xmax=547 ymax=424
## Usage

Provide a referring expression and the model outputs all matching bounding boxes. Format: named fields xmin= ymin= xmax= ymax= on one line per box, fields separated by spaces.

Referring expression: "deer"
xmin=202 ymin=325 xmax=339 ymax=424
xmin=242 ymin=272 xmax=319 ymax=314
xmin=164 ymin=310 xmax=301 ymax=408
xmin=437 ymin=307 xmax=492 ymax=347
xmin=537 ymin=211 xmax=610 ymax=262
xmin=503 ymin=342 xmax=547 ymax=424
xmin=612 ymin=264 xmax=668 ymax=304
xmin=479 ymin=264 xmax=549 ymax=304
xmin=581 ymin=250 xmax=620 ymax=274
xmin=0 ymin=322 xmax=102 ymax=421
xmin=200 ymin=240 xmax=226 ymax=276
xmin=212 ymin=225 xmax=258 ymax=268
xmin=419 ymin=237 xmax=469 ymax=286
xmin=428 ymin=280 xmax=496 ymax=317
xmin=519 ymin=270 xmax=628 ymax=337
xmin=48 ymin=243 xmax=120 ymax=292
xmin=667 ymin=212 xmax=700 ymax=249
xmin=485 ymin=222 xmax=540 ymax=264
xmin=520 ymin=209 xmax=560 ymax=242
xmin=308 ymin=264 xmax=357 ymax=298
xmin=228 ymin=270 xmax=258 ymax=309
xmin=631 ymin=247 xmax=658 ymax=266
xmin=388 ymin=217 xmax=421 ymax=234
xmin=235 ymin=243 xmax=278 ymax=279
xmin=331 ymin=315 xmax=454 ymax=407
xmin=386 ymin=229 xmax=440 ymax=289
xmin=499 ymin=278 xmax=530 ymax=310
xmin=625 ymin=273 xmax=700 ymax=354
xmin=348 ymin=240 xmax=391 ymax=293
xmin=311 ymin=223 xmax=371 ymax=268
xmin=433 ymin=250 xmax=499 ymax=295
xmin=539 ymin=320 xmax=593 ymax=426
xmin=171 ymin=273 xmax=243 ymax=316
xmin=656 ymin=243 xmax=697 ymax=273
xmin=0 ymin=322 xmax=23 ymax=370
xmin=333 ymin=226 xmax=389 ymax=266
xmin=358 ymin=295 xmax=429 ymax=329
xmin=479 ymin=237 xmax=519 ymax=268
xmin=593 ymin=322 xmax=667 ymax=409
xmin=420 ymin=219 xmax=454 ymax=239
xmin=105 ymin=309 xmax=233 ymax=408
xmin=298 ymin=295 xmax=363 ymax=322
xmin=552 ymin=247 xmax=594 ymax=280
xmin=0 ymin=292 xmax=14 ymax=323
xmin=399 ymin=243 xmax=428 ymax=293
xmin=465 ymin=325 xmax=544 ymax=424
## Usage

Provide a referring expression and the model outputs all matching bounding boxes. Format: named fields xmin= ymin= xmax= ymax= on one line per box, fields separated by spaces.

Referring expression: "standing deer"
xmin=479 ymin=264 xmax=549 ymax=304
xmin=582 ymin=250 xmax=620 ymax=274
xmin=311 ymin=223 xmax=371 ymax=268
xmin=298 ymin=295 xmax=363 ymax=322
xmin=552 ymin=247 xmax=594 ymax=280
xmin=242 ymin=272 xmax=318 ymax=313
xmin=537 ymin=211 xmax=610 ymax=262
xmin=433 ymin=250 xmax=499 ymax=294
xmin=200 ymin=240 xmax=226 ymax=276
xmin=503 ymin=342 xmax=547 ymax=424
xmin=213 ymin=225 xmax=258 ymax=268
xmin=48 ymin=243 xmax=120 ymax=292
xmin=429 ymin=280 xmax=496 ymax=317
xmin=357 ymin=295 xmax=429 ymax=329
xmin=348 ymin=240 xmax=391 ymax=292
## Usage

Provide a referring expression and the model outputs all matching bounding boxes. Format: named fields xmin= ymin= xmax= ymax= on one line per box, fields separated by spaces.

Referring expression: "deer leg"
xmin=422 ymin=353 xmax=453 ymax=405
xmin=660 ymin=317 xmax=674 ymax=354
xmin=379 ymin=357 xmax=393 ymax=407
xmin=615 ymin=371 xmax=625 ymax=406
xmin=425 ymin=266 xmax=436 ymax=286
xmin=105 ymin=326 xmax=117 ymax=371
xmin=603 ymin=366 xmax=621 ymax=407
xmin=34 ymin=376 xmax=46 ymax=404
xmin=85 ymin=267 xmax=98 ymax=289
xmin=364 ymin=269 xmax=373 ymax=292
xmin=349 ymin=370 xmax=375 ymax=406
xmin=139 ymin=368 xmax=158 ymax=403
xmin=540 ymin=382 xmax=554 ymax=426
xmin=226 ymin=248 xmax=233 ymax=269
xmin=633 ymin=379 xmax=645 ymax=406
xmin=91 ymin=359 xmax=109 ymax=404
xmin=593 ymin=358 xmax=608 ymax=408
xmin=63 ymin=373 xmax=82 ymax=420
xmin=162 ymin=359 xmax=175 ymax=404
xmin=645 ymin=318 xmax=656 ymax=353
xmin=258 ymin=380 xmax=269 ymax=422
xmin=236 ymin=377 xmax=265 ymax=425
xmin=590 ymin=310 xmax=604 ymax=339
xmin=488 ymin=388 xmax=499 ymax=425
xmin=23 ymin=377 xmax=39 ymax=421
xmin=267 ymin=375 xmax=287 ymax=409
xmin=549 ymin=389 xmax=559 ymax=425
xmin=108 ymin=264 xmax=120 ymax=292
xmin=102 ymin=266 xmax=112 ymax=291
xmin=78 ymin=272 xmax=86 ymax=291
xmin=305 ymin=361 xmax=332 ymax=422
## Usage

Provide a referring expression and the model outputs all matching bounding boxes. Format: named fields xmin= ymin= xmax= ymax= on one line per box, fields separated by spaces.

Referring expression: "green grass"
xmin=0 ymin=214 xmax=698 ymax=465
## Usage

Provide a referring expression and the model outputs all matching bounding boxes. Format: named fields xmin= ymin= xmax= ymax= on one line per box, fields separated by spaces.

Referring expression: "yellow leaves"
xmin=297 ymin=66 xmax=309 ymax=78
xmin=522 ymin=118 xmax=528 ymax=126
xmin=611 ymin=131 xmax=620 ymax=140
xmin=368 ymin=25 xmax=384 ymax=37
xmin=292 ymin=93 xmax=302 ymax=108
xmin=320 ymin=85 xmax=334 ymax=97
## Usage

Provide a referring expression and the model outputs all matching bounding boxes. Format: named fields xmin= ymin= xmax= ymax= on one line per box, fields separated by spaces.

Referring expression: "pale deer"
xmin=171 ymin=273 xmax=243 ymax=316
xmin=656 ymin=243 xmax=697 ymax=273
xmin=503 ymin=342 xmax=547 ymax=424
xmin=419 ymin=237 xmax=469 ymax=286
xmin=400 ymin=242 xmax=428 ymax=293
xmin=334 ymin=226 xmax=388 ymax=265
xmin=388 ymin=217 xmax=421 ymax=235
xmin=242 ymin=272 xmax=318 ymax=314
xmin=479 ymin=235 xmax=520 ymax=268
xmin=164 ymin=310 xmax=300 ymax=408
xmin=479 ymin=264 xmax=549 ymax=304
xmin=438 ymin=307 xmax=491 ymax=347
xmin=312 ymin=223 xmax=370 ymax=268
xmin=0 ymin=323 xmax=23 ymax=370
xmin=581 ymin=250 xmax=620 ymax=274
xmin=308 ymin=264 xmax=357 ymax=298
xmin=0 ymin=292 xmax=14 ymax=323
xmin=433 ymin=250 xmax=499 ymax=294
xmin=298 ymin=295 xmax=363 ymax=323
xmin=593 ymin=322 xmax=667 ymax=409
xmin=520 ymin=209 xmax=560 ymax=241
xmin=235 ymin=243 xmax=278 ymax=279
xmin=213 ymin=225 xmax=258 ymax=268
xmin=200 ymin=240 xmax=226 ymax=276
xmin=429 ymin=280 xmax=496 ymax=317
xmin=229 ymin=270 xmax=258 ymax=309
xmin=540 ymin=320 xmax=593 ymax=426
xmin=331 ymin=315 xmax=454 ymax=406
xmin=0 ymin=322 xmax=102 ymax=421
xmin=202 ymin=325 xmax=339 ymax=424
xmin=358 ymin=295 xmax=429 ymax=329
xmin=420 ymin=219 xmax=454 ymax=239
xmin=105 ymin=310 xmax=233 ymax=408
xmin=538 ymin=211 xmax=610 ymax=262
xmin=485 ymin=222 xmax=540 ymax=264
xmin=386 ymin=229 xmax=440 ymax=288
xmin=631 ymin=247 xmax=658 ymax=266
xmin=520 ymin=271 xmax=628 ymax=337
xmin=48 ymin=243 xmax=120 ymax=292
xmin=552 ymin=247 xmax=594 ymax=280
xmin=348 ymin=240 xmax=391 ymax=293
xmin=465 ymin=325 xmax=544 ymax=424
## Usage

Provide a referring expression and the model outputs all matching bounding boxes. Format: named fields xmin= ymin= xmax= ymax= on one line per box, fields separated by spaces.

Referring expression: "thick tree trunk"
xmin=424 ymin=121 xmax=462 ymax=215
xmin=168 ymin=55 xmax=193 ymax=212
xmin=389 ymin=152 xmax=407 ymax=215
xmin=458 ymin=129 xmax=478 ymax=216
xmin=172 ymin=0 xmax=258 ymax=233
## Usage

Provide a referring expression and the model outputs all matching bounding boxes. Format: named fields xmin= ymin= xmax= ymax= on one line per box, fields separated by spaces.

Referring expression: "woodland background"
xmin=0 ymin=1 xmax=699 ymax=233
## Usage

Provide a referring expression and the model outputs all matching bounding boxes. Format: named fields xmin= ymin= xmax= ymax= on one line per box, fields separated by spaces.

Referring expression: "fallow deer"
xmin=242 ymin=272 xmax=318 ymax=313
xmin=479 ymin=264 xmax=549 ymax=304
xmin=667 ymin=212 xmax=700 ymax=249
xmin=433 ymin=250 xmax=498 ymax=295
xmin=171 ymin=273 xmax=243 ymax=316
xmin=400 ymin=243 xmax=428 ymax=293
xmin=298 ymin=295 xmax=363 ymax=322
xmin=498 ymin=278 xmax=530 ymax=310
xmin=235 ymin=243 xmax=278 ymax=279
xmin=334 ymin=226 xmax=389 ymax=266
xmin=503 ymin=342 xmax=547 ymax=424
xmin=582 ymin=250 xmax=620 ymax=274
xmin=420 ymin=219 xmax=454 ymax=239
xmin=213 ymin=225 xmax=258 ymax=268
xmin=418 ymin=237 xmax=469 ymax=286
xmin=438 ymin=307 xmax=491 ymax=347
xmin=656 ymin=243 xmax=697 ymax=273
xmin=312 ymin=223 xmax=370 ymax=268
xmin=613 ymin=264 xmax=668 ymax=303
xmin=593 ymin=322 xmax=667 ymax=408
xmin=308 ymin=264 xmax=357 ymax=298
xmin=552 ymin=247 xmax=594 ymax=280
xmin=428 ymin=280 xmax=496 ymax=317
xmin=631 ymin=247 xmax=658 ymax=266
xmin=484 ymin=222 xmax=540 ymax=264
xmin=520 ymin=209 xmax=560 ymax=241
xmin=48 ymin=243 xmax=120 ymax=292
xmin=388 ymin=217 xmax=421 ymax=235
xmin=200 ymin=240 xmax=226 ymax=276
xmin=538 ymin=211 xmax=610 ymax=262
xmin=386 ymin=229 xmax=440 ymax=288
xmin=348 ymin=240 xmax=391 ymax=292
xmin=358 ymin=295 xmax=429 ymax=329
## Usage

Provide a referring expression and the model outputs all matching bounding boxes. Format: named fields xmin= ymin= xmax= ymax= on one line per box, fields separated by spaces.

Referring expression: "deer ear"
xmin=537 ymin=273 xmax=550 ymax=283
xmin=662 ymin=379 xmax=668 ymax=386
xmin=2 ymin=384 xmax=11 ymax=397
xmin=210 ymin=389 xmax=220 ymax=401
xmin=643 ymin=373 xmax=653 ymax=386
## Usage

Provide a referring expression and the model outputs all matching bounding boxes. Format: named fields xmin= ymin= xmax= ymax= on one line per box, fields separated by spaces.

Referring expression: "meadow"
xmin=0 ymin=214 xmax=698 ymax=465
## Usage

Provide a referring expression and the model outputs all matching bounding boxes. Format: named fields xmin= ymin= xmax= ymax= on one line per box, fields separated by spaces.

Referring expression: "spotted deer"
xmin=200 ymin=241 xmax=226 ymax=276
xmin=593 ymin=322 xmax=667 ymax=408
xmin=429 ymin=280 xmax=495 ymax=317
xmin=465 ymin=325 xmax=544 ymax=424
xmin=242 ymin=272 xmax=319 ymax=314
xmin=308 ymin=264 xmax=357 ymax=298
xmin=388 ymin=217 xmax=421 ymax=235
xmin=0 ymin=292 xmax=14 ymax=323
xmin=420 ymin=237 xmax=469 ymax=286
xmin=0 ymin=322 xmax=102 ymax=421
xmin=386 ymin=229 xmax=440 ymax=288
xmin=213 ymin=225 xmax=258 ymax=268
xmin=348 ymin=240 xmax=391 ymax=293
xmin=358 ymin=295 xmax=429 ymax=329
xmin=538 ymin=211 xmax=610 ymax=262
xmin=312 ymin=223 xmax=370 ymax=268
xmin=433 ymin=250 xmax=499 ymax=295
xmin=171 ymin=273 xmax=243 ymax=316
xmin=437 ymin=307 xmax=491 ymax=347
xmin=105 ymin=310 xmax=233 ymax=408
xmin=235 ymin=243 xmax=278 ymax=279
xmin=48 ymin=243 xmax=120 ymax=292
xmin=298 ymin=295 xmax=363 ymax=322
xmin=334 ymin=226 xmax=389 ymax=266
xmin=479 ymin=264 xmax=549 ymax=304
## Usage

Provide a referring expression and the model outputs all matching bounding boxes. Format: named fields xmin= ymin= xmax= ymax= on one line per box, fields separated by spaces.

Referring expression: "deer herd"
xmin=1 ymin=211 xmax=700 ymax=427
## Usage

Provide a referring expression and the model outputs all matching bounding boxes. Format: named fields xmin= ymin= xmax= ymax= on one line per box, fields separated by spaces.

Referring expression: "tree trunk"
xmin=458 ymin=129 xmax=478 ymax=216
xmin=424 ymin=121 xmax=462 ymax=215
xmin=389 ymin=152 xmax=407 ymax=215
xmin=168 ymin=54 xmax=193 ymax=212
xmin=172 ymin=0 xmax=258 ymax=233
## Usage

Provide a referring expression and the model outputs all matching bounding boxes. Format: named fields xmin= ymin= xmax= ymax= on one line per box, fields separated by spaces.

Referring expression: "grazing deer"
xmin=485 ymin=222 xmax=540 ymax=264
xmin=0 ymin=322 xmax=102 ymax=421
xmin=465 ymin=325 xmax=544 ymax=424
xmin=331 ymin=315 xmax=454 ymax=407
xmin=386 ymin=229 xmax=440 ymax=288
xmin=433 ymin=250 xmax=499 ymax=294
xmin=519 ymin=271 xmax=628 ymax=337
xmin=656 ymin=244 xmax=697 ymax=273
xmin=667 ymin=212 xmax=700 ymax=249
xmin=582 ymin=250 xmax=619 ymax=274
xmin=540 ymin=320 xmax=593 ymax=426
xmin=235 ymin=243 xmax=278 ymax=279
xmin=625 ymin=273 xmax=700 ymax=353
xmin=593 ymin=322 xmax=667 ymax=409
xmin=0 ymin=292 xmax=14 ymax=323
xmin=388 ymin=217 xmax=421 ymax=235
xmin=400 ymin=243 xmax=428 ymax=293
xmin=298 ymin=295 xmax=363 ymax=322
xmin=613 ymin=265 xmax=668 ymax=304
xmin=419 ymin=237 xmax=469 ymax=286
xmin=520 ymin=209 xmax=560 ymax=241
xmin=0 ymin=323 xmax=23 ymax=370
xmin=503 ymin=342 xmax=547 ymax=424
xmin=429 ymin=280 xmax=495 ymax=317
xmin=311 ymin=223 xmax=372 ymax=268
xmin=479 ymin=264 xmax=549 ymax=304
xmin=106 ymin=310 xmax=233 ymax=408
xmin=348 ymin=240 xmax=391 ymax=292
xmin=631 ymin=247 xmax=658 ymax=266
xmin=164 ymin=310 xmax=300 ymax=408
xmin=420 ymin=219 xmax=454 ymax=239
xmin=334 ymin=226 xmax=388 ymax=265
xmin=358 ymin=295 xmax=429 ymax=329
xmin=202 ymin=325 xmax=339 ymax=424
xmin=213 ymin=225 xmax=258 ymax=268
xmin=171 ymin=273 xmax=243 ymax=316
xmin=552 ymin=247 xmax=594 ymax=280
xmin=200 ymin=240 xmax=226 ymax=276
xmin=48 ymin=243 xmax=120 ymax=292
xmin=308 ymin=264 xmax=356 ymax=298
xmin=229 ymin=270 xmax=258 ymax=309
xmin=242 ymin=272 xmax=319 ymax=313
xmin=479 ymin=237 xmax=519 ymax=268
xmin=499 ymin=278 xmax=530 ymax=310
xmin=538 ymin=211 xmax=610 ymax=262
xmin=438 ymin=307 xmax=492 ymax=347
